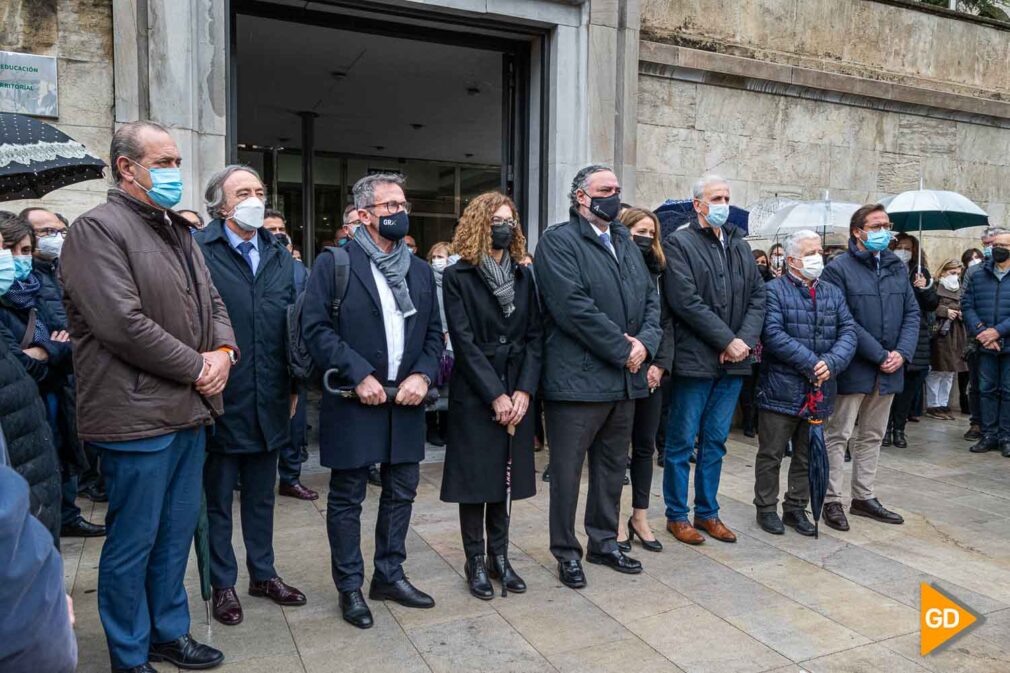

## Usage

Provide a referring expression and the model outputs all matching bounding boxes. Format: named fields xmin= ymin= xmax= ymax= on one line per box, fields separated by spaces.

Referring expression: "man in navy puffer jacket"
xmin=755 ymin=230 xmax=857 ymax=537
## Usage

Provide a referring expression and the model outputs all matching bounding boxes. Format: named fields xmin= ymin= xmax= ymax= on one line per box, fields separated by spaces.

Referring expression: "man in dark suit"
xmin=195 ymin=166 xmax=307 ymax=627
xmin=303 ymin=173 xmax=443 ymax=629
xmin=534 ymin=165 xmax=662 ymax=589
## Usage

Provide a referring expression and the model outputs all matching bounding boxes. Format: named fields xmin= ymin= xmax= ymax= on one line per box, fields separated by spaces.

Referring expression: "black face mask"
xmin=587 ymin=193 xmax=621 ymax=222
xmin=377 ymin=210 xmax=409 ymax=241
xmin=491 ymin=223 xmax=514 ymax=251
xmin=633 ymin=235 xmax=654 ymax=256
xmin=274 ymin=232 xmax=291 ymax=247
xmin=993 ymin=247 xmax=1010 ymax=264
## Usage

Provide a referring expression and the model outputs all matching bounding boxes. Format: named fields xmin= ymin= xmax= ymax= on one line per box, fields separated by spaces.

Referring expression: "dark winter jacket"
xmin=293 ymin=259 xmax=308 ymax=295
xmin=904 ymin=266 xmax=939 ymax=372
xmin=534 ymin=209 xmax=662 ymax=402
xmin=0 ymin=281 xmax=72 ymax=394
xmin=32 ymin=257 xmax=68 ymax=329
xmin=0 ymin=337 xmax=60 ymax=545
xmin=756 ymin=273 xmax=857 ymax=418
xmin=962 ymin=258 xmax=1010 ymax=354
xmin=819 ymin=238 xmax=920 ymax=395
xmin=195 ymin=220 xmax=296 ymax=454
xmin=662 ymin=217 xmax=766 ymax=378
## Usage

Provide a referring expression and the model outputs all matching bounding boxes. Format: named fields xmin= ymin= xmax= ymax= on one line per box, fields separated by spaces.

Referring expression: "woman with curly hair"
xmin=439 ymin=192 xmax=543 ymax=600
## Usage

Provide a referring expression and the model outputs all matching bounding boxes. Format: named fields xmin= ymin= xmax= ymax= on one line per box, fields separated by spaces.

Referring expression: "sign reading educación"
xmin=0 ymin=51 xmax=58 ymax=118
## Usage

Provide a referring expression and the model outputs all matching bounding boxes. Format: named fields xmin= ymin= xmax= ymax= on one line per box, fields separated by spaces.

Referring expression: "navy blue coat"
xmin=302 ymin=240 xmax=443 ymax=470
xmin=293 ymin=259 xmax=308 ymax=295
xmin=757 ymin=274 xmax=857 ymax=418
xmin=961 ymin=258 xmax=1010 ymax=353
xmin=820 ymin=239 xmax=920 ymax=395
xmin=195 ymin=221 xmax=295 ymax=454
xmin=32 ymin=258 xmax=68 ymax=329
xmin=0 ymin=280 xmax=72 ymax=395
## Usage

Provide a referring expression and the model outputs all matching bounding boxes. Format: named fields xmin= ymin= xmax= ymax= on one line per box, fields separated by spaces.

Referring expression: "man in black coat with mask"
xmin=534 ymin=165 xmax=662 ymax=589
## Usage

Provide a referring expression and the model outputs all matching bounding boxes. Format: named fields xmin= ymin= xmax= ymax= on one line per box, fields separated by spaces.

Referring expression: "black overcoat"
xmin=439 ymin=260 xmax=542 ymax=503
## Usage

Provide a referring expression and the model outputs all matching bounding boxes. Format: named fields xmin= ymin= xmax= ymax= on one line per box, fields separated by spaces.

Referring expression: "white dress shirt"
xmin=370 ymin=261 xmax=405 ymax=382
xmin=224 ymin=223 xmax=260 ymax=274
xmin=589 ymin=222 xmax=617 ymax=259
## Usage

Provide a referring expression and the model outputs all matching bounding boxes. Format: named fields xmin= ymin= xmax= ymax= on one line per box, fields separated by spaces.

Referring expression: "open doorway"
xmin=231 ymin=3 xmax=534 ymax=265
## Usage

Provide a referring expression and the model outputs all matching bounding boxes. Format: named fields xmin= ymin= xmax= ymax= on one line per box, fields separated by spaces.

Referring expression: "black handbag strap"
xmin=19 ymin=308 xmax=37 ymax=350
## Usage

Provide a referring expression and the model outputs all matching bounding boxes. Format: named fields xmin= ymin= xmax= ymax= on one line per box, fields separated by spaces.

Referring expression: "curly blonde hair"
xmin=452 ymin=191 xmax=527 ymax=265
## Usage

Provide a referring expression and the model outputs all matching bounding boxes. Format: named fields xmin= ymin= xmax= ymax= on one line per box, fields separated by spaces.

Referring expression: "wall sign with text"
xmin=0 ymin=51 xmax=58 ymax=118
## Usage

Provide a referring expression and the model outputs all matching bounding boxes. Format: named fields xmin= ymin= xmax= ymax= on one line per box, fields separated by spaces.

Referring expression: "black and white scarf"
xmin=478 ymin=253 xmax=515 ymax=318
xmin=354 ymin=230 xmax=416 ymax=318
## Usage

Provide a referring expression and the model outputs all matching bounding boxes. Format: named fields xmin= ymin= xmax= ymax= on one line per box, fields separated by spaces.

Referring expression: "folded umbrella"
xmin=194 ymin=493 xmax=212 ymax=624
xmin=0 ymin=112 xmax=105 ymax=200
xmin=799 ymin=387 xmax=829 ymax=539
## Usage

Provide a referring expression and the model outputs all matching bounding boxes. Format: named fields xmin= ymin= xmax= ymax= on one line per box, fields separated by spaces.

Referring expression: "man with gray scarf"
xmin=303 ymin=173 xmax=443 ymax=629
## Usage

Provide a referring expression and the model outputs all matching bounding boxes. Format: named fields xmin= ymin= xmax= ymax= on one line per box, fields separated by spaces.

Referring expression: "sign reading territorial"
xmin=0 ymin=51 xmax=58 ymax=118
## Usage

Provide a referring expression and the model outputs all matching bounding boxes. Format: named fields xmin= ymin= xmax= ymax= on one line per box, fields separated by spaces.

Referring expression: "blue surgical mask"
xmin=863 ymin=229 xmax=892 ymax=252
xmin=0 ymin=250 xmax=13 ymax=295
xmin=706 ymin=203 xmax=730 ymax=227
xmin=12 ymin=255 xmax=33 ymax=281
xmin=984 ymin=245 xmax=993 ymax=259
xmin=131 ymin=159 xmax=183 ymax=209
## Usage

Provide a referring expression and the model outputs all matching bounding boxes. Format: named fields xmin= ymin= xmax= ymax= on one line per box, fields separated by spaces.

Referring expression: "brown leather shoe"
xmin=249 ymin=576 xmax=307 ymax=606
xmin=666 ymin=520 xmax=705 ymax=545
xmin=212 ymin=587 xmax=243 ymax=626
xmin=693 ymin=518 xmax=737 ymax=543
xmin=278 ymin=481 xmax=319 ymax=500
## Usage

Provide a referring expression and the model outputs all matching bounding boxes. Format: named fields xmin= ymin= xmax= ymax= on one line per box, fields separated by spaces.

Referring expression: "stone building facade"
xmin=2 ymin=0 xmax=1008 ymax=261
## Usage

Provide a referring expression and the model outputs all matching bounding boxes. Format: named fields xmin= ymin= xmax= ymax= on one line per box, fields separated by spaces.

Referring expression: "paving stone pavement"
xmin=66 ymin=413 xmax=1010 ymax=673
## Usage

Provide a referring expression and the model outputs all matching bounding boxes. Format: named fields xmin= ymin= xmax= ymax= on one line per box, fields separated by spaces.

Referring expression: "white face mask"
xmin=940 ymin=275 xmax=960 ymax=292
xmin=969 ymin=258 xmax=982 ymax=267
xmin=37 ymin=234 xmax=64 ymax=260
xmin=894 ymin=249 xmax=912 ymax=264
xmin=431 ymin=258 xmax=448 ymax=271
xmin=794 ymin=253 xmax=824 ymax=281
xmin=230 ymin=196 xmax=265 ymax=231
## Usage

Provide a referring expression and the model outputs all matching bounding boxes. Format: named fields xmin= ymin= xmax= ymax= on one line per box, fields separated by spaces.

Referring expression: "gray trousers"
xmin=545 ymin=400 xmax=634 ymax=562
xmin=753 ymin=411 xmax=810 ymax=513
xmin=824 ymin=389 xmax=894 ymax=502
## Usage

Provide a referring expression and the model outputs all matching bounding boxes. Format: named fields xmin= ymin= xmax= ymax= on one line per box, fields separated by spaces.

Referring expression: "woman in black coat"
xmin=440 ymin=191 xmax=542 ymax=600
xmin=615 ymin=208 xmax=673 ymax=552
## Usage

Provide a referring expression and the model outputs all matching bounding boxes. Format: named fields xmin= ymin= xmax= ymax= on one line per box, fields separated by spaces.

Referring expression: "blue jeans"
xmin=663 ymin=374 xmax=743 ymax=522
xmin=978 ymin=352 xmax=1010 ymax=441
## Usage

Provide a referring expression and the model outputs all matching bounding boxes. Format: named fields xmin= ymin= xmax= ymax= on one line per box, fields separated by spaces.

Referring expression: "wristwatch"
xmin=418 ymin=373 xmax=432 ymax=387
xmin=218 ymin=347 xmax=237 ymax=365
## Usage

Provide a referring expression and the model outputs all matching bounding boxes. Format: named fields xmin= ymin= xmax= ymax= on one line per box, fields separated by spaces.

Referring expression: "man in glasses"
xmin=820 ymin=204 xmax=919 ymax=532
xmin=302 ymin=172 xmax=442 ymax=629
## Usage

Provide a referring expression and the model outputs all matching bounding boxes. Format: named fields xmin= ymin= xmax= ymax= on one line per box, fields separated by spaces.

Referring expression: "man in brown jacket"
xmin=61 ymin=120 xmax=237 ymax=673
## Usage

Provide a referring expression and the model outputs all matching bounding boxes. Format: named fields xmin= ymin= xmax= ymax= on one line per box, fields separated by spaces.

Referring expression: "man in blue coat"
xmin=820 ymin=204 xmax=919 ymax=532
xmin=754 ymin=230 xmax=856 ymax=536
xmin=303 ymin=173 xmax=442 ymax=629
xmin=196 ymin=166 xmax=307 ymax=627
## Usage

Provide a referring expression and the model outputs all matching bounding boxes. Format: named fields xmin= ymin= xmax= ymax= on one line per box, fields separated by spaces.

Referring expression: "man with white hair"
xmin=753 ymin=230 xmax=856 ymax=536
xmin=661 ymin=174 xmax=766 ymax=545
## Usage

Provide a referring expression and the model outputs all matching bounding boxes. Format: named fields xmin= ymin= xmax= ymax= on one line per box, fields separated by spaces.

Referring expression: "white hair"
xmin=784 ymin=229 xmax=822 ymax=258
xmin=691 ymin=174 xmax=729 ymax=200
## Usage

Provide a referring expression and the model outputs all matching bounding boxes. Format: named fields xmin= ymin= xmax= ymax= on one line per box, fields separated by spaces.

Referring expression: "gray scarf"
xmin=355 ymin=231 xmax=416 ymax=318
xmin=478 ymin=252 xmax=515 ymax=317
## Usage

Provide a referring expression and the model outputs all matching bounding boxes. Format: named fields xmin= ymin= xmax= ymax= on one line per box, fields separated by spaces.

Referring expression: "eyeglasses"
xmin=363 ymin=201 xmax=411 ymax=215
xmin=491 ymin=217 xmax=517 ymax=229
xmin=35 ymin=228 xmax=67 ymax=238
xmin=863 ymin=221 xmax=893 ymax=232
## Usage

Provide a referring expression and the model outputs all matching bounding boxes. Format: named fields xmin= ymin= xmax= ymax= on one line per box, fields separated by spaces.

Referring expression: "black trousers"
xmin=753 ymin=411 xmax=809 ymax=513
xmin=459 ymin=502 xmax=507 ymax=559
xmin=204 ymin=450 xmax=279 ymax=588
xmin=739 ymin=365 xmax=760 ymax=432
xmin=967 ymin=351 xmax=981 ymax=425
xmin=655 ymin=376 xmax=675 ymax=461
xmin=890 ymin=367 xmax=928 ymax=431
xmin=629 ymin=389 xmax=663 ymax=510
xmin=278 ymin=383 xmax=308 ymax=486
xmin=546 ymin=400 xmax=634 ymax=561
xmin=326 ymin=462 xmax=419 ymax=592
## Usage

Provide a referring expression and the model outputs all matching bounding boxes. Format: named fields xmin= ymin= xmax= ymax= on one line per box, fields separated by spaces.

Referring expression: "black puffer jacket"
xmin=906 ymin=266 xmax=939 ymax=372
xmin=0 ymin=330 xmax=60 ymax=546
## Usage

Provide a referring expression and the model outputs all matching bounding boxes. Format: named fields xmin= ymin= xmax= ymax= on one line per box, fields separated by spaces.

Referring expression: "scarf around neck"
xmin=478 ymin=252 xmax=516 ymax=318
xmin=3 ymin=275 xmax=49 ymax=347
xmin=355 ymin=231 xmax=416 ymax=318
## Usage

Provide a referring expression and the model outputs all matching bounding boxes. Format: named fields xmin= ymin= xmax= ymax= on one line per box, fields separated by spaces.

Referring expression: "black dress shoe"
xmin=881 ymin=428 xmax=893 ymax=447
xmin=367 ymin=464 xmax=382 ymax=486
xmin=465 ymin=555 xmax=494 ymax=600
xmin=541 ymin=466 xmax=551 ymax=482
xmin=113 ymin=664 xmax=158 ymax=673
xmin=369 ymin=577 xmax=435 ymax=608
xmin=964 ymin=424 xmax=982 ymax=441
xmin=149 ymin=633 xmax=223 ymax=670
xmin=782 ymin=510 xmax=816 ymax=536
xmin=488 ymin=554 xmax=527 ymax=593
xmin=557 ymin=559 xmax=586 ymax=589
xmin=339 ymin=590 xmax=373 ymax=629
xmin=61 ymin=517 xmax=106 ymax=538
xmin=1001 ymin=440 xmax=1010 ymax=458
xmin=616 ymin=537 xmax=631 ymax=553
xmin=823 ymin=502 xmax=849 ymax=531
xmin=970 ymin=436 xmax=997 ymax=453
xmin=628 ymin=517 xmax=663 ymax=551
xmin=622 ymin=472 xmax=630 ymax=485
xmin=743 ymin=426 xmax=756 ymax=438
xmin=586 ymin=549 xmax=642 ymax=574
xmin=756 ymin=511 xmax=784 ymax=535
xmin=850 ymin=498 xmax=904 ymax=524
xmin=844 ymin=448 xmax=851 ymax=462
xmin=892 ymin=430 xmax=908 ymax=449
xmin=426 ymin=429 xmax=446 ymax=447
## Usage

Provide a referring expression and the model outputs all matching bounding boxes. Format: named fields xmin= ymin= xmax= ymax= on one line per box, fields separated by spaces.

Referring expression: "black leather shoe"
xmin=964 ymin=424 xmax=982 ymax=441
xmin=488 ymin=554 xmax=527 ymax=593
xmin=783 ymin=510 xmax=816 ymax=536
xmin=61 ymin=517 xmax=106 ymax=538
xmin=850 ymin=498 xmax=904 ymax=524
xmin=586 ymin=549 xmax=642 ymax=574
xmin=970 ymin=436 xmax=997 ymax=453
xmin=465 ymin=555 xmax=494 ymax=600
xmin=892 ymin=430 xmax=908 ymax=449
xmin=369 ymin=578 xmax=435 ymax=608
xmin=149 ymin=633 xmax=223 ymax=670
xmin=756 ymin=511 xmax=784 ymax=535
xmin=557 ymin=559 xmax=586 ymax=588
xmin=844 ymin=448 xmax=851 ymax=462
xmin=823 ymin=502 xmax=849 ymax=531
xmin=1001 ymin=440 xmax=1010 ymax=458
xmin=367 ymin=464 xmax=382 ymax=486
xmin=339 ymin=590 xmax=373 ymax=629
xmin=113 ymin=664 xmax=158 ymax=673
xmin=628 ymin=517 xmax=663 ymax=551
xmin=881 ymin=428 xmax=893 ymax=447
xmin=541 ymin=466 xmax=551 ymax=482
xmin=616 ymin=537 xmax=631 ymax=553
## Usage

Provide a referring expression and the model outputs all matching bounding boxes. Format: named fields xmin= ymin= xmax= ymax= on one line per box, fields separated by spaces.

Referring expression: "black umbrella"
xmin=501 ymin=423 xmax=515 ymax=597
xmin=0 ymin=112 xmax=105 ymax=200
xmin=800 ymin=387 xmax=829 ymax=539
